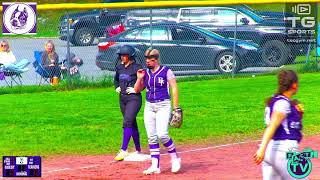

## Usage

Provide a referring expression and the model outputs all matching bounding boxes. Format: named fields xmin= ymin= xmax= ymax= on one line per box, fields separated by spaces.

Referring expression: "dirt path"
xmin=2 ymin=136 xmax=319 ymax=179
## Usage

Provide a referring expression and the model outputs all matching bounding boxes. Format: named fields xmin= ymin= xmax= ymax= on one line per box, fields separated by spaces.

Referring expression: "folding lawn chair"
xmin=33 ymin=51 xmax=51 ymax=85
xmin=0 ymin=59 xmax=30 ymax=87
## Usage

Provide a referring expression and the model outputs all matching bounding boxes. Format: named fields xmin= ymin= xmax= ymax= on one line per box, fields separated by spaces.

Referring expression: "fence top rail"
xmin=0 ymin=0 xmax=319 ymax=11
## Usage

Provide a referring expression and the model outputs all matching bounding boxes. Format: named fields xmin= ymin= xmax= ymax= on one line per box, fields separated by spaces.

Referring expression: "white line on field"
xmin=43 ymin=140 xmax=260 ymax=175
xmin=162 ymin=140 xmax=261 ymax=155
xmin=79 ymin=164 xmax=101 ymax=169
xmin=43 ymin=168 xmax=71 ymax=174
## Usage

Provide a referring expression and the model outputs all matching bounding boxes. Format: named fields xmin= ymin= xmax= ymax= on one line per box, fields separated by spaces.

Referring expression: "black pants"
xmin=120 ymin=93 xmax=142 ymax=128
xmin=45 ymin=65 xmax=61 ymax=78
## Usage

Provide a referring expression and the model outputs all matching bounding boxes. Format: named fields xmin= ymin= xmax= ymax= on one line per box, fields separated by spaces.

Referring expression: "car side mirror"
xmin=240 ymin=17 xmax=249 ymax=25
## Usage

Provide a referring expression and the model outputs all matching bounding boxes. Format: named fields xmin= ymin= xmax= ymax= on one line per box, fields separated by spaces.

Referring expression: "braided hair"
xmin=266 ymin=70 xmax=298 ymax=105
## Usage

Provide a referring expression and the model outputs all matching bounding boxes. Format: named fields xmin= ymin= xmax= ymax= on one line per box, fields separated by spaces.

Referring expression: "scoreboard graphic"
xmin=3 ymin=156 xmax=41 ymax=177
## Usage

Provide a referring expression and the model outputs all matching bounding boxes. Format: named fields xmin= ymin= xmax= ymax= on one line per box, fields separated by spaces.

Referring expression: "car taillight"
xmin=98 ymin=41 xmax=115 ymax=50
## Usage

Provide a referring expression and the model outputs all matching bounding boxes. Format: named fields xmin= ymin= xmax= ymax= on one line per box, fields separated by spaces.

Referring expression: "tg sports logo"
xmin=287 ymin=147 xmax=318 ymax=179
xmin=2 ymin=2 xmax=37 ymax=35
xmin=285 ymin=3 xmax=317 ymax=44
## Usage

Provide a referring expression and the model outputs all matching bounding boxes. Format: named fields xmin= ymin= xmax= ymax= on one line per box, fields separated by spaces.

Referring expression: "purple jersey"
xmin=144 ymin=66 xmax=171 ymax=102
xmin=265 ymin=95 xmax=303 ymax=142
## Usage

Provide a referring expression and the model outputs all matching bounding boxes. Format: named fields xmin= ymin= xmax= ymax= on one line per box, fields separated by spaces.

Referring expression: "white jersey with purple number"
xmin=144 ymin=66 xmax=175 ymax=102
xmin=264 ymin=95 xmax=302 ymax=142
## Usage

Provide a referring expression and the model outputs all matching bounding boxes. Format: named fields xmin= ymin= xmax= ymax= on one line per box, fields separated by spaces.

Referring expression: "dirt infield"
xmin=4 ymin=136 xmax=320 ymax=179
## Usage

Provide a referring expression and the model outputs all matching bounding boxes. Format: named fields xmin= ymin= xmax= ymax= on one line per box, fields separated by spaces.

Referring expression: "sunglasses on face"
xmin=1 ymin=44 xmax=8 ymax=47
xmin=144 ymin=55 xmax=158 ymax=59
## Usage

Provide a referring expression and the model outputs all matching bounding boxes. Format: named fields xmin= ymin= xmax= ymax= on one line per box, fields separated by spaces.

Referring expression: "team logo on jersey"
xmin=2 ymin=2 xmax=37 ymax=35
xmin=158 ymin=77 xmax=164 ymax=86
xmin=287 ymin=147 xmax=318 ymax=179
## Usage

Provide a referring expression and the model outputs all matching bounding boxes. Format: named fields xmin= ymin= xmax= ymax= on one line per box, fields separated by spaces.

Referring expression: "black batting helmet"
xmin=117 ymin=45 xmax=136 ymax=58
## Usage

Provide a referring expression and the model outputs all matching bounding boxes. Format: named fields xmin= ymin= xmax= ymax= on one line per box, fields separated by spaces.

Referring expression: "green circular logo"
xmin=287 ymin=154 xmax=312 ymax=179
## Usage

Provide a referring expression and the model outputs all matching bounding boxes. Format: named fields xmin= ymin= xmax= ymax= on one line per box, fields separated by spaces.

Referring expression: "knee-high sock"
xmin=132 ymin=127 xmax=141 ymax=152
xmin=149 ymin=143 xmax=160 ymax=168
xmin=121 ymin=127 xmax=132 ymax=151
xmin=163 ymin=138 xmax=178 ymax=159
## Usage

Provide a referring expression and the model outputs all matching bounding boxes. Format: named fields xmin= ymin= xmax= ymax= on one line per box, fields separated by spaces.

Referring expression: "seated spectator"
xmin=41 ymin=40 xmax=61 ymax=80
xmin=0 ymin=40 xmax=29 ymax=73
xmin=60 ymin=52 xmax=83 ymax=78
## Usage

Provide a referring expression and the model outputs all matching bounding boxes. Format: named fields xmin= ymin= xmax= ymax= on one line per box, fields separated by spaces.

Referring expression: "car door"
xmin=169 ymin=26 xmax=214 ymax=70
xmin=134 ymin=26 xmax=172 ymax=67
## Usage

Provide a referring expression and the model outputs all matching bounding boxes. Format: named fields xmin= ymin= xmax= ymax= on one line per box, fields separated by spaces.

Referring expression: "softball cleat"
xmin=171 ymin=158 xmax=181 ymax=173
xmin=143 ymin=166 xmax=161 ymax=175
xmin=114 ymin=150 xmax=128 ymax=161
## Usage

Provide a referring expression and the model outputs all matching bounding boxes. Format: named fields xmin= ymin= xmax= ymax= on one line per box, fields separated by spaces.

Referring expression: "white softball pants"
xmin=144 ymin=100 xmax=171 ymax=145
xmin=262 ymin=139 xmax=306 ymax=180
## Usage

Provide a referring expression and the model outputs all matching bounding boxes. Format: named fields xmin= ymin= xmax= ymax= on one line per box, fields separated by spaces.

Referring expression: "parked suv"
xmin=59 ymin=9 xmax=127 ymax=46
xmin=123 ymin=6 xmax=311 ymax=67
xmin=124 ymin=8 xmax=179 ymax=29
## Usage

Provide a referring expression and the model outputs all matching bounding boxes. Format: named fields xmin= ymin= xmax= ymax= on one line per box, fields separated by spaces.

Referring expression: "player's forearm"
xmin=134 ymin=78 xmax=144 ymax=93
xmin=172 ymin=86 xmax=179 ymax=109
xmin=259 ymin=126 xmax=277 ymax=151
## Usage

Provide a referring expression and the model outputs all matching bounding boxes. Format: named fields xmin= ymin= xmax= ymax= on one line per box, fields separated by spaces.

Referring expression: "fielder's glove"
xmin=292 ymin=99 xmax=304 ymax=118
xmin=126 ymin=87 xmax=136 ymax=94
xmin=169 ymin=107 xmax=183 ymax=128
xmin=115 ymin=87 xmax=121 ymax=94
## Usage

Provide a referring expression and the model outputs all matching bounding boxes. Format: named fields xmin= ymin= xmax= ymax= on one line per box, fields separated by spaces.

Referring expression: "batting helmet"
xmin=117 ymin=45 xmax=136 ymax=58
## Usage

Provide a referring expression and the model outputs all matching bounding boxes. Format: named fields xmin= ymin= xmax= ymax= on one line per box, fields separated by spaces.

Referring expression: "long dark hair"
xmin=265 ymin=70 xmax=298 ymax=105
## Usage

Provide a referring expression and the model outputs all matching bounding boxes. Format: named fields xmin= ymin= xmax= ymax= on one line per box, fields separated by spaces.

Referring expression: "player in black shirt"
xmin=114 ymin=45 xmax=143 ymax=161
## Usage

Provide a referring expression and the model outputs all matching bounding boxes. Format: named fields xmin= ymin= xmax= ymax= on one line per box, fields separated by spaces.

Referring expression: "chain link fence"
xmin=0 ymin=3 xmax=318 ymax=87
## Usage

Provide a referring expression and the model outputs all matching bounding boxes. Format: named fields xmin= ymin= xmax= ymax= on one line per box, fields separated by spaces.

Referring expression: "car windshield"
xmin=239 ymin=4 xmax=255 ymax=12
xmin=237 ymin=6 xmax=263 ymax=23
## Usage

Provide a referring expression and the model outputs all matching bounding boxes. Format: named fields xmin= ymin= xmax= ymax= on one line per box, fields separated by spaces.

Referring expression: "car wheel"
xmin=262 ymin=40 xmax=290 ymax=67
xmin=74 ymin=27 xmax=94 ymax=46
xmin=215 ymin=51 xmax=240 ymax=74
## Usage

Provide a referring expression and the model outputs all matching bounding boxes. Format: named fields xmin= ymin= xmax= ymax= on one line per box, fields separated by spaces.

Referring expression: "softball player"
xmin=134 ymin=48 xmax=181 ymax=175
xmin=253 ymin=70 xmax=304 ymax=180
xmin=113 ymin=45 xmax=143 ymax=161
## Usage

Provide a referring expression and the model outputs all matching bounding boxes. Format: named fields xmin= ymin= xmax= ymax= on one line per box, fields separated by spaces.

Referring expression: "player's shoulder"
xmin=133 ymin=62 xmax=143 ymax=69
xmin=273 ymin=95 xmax=291 ymax=109
xmin=115 ymin=63 xmax=125 ymax=71
xmin=160 ymin=65 xmax=172 ymax=72
xmin=274 ymin=95 xmax=290 ymax=103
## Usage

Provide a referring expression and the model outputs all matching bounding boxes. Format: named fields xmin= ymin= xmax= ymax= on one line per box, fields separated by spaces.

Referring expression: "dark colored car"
xmin=124 ymin=8 xmax=180 ymax=30
xmin=123 ymin=6 xmax=310 ymax=67
xmin=239 ymin=4 xmax=294 ymax=21
xmin=96 ymin=23 xmax=262 ymax=74
xmin=177 ymin=6 xmax=311 ymax=67
xmin=59 ymin=9 xmax=126 ymax=46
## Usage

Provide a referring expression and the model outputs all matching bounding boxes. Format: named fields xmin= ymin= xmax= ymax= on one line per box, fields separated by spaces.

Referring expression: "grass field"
xmin=0 ymin=72 xmax=319 ymax=157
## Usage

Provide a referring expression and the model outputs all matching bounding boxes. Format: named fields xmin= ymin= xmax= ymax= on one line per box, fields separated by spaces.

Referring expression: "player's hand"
xmin=137 ymin=69 xmax=145 ymax=79
xmin=126 ymin=87 xmax=136 ymax=94
xmin=253 ymin=147 xmax=265 ymax=165
xmin=115 ymin=87 xmax=121 ymax=93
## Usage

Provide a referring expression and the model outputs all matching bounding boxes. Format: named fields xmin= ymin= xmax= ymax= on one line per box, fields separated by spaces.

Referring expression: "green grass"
xmin=0 ymin=75 xmax=114 ymax=95
xmin=0 ymin=72 xmax=319 ymax=157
